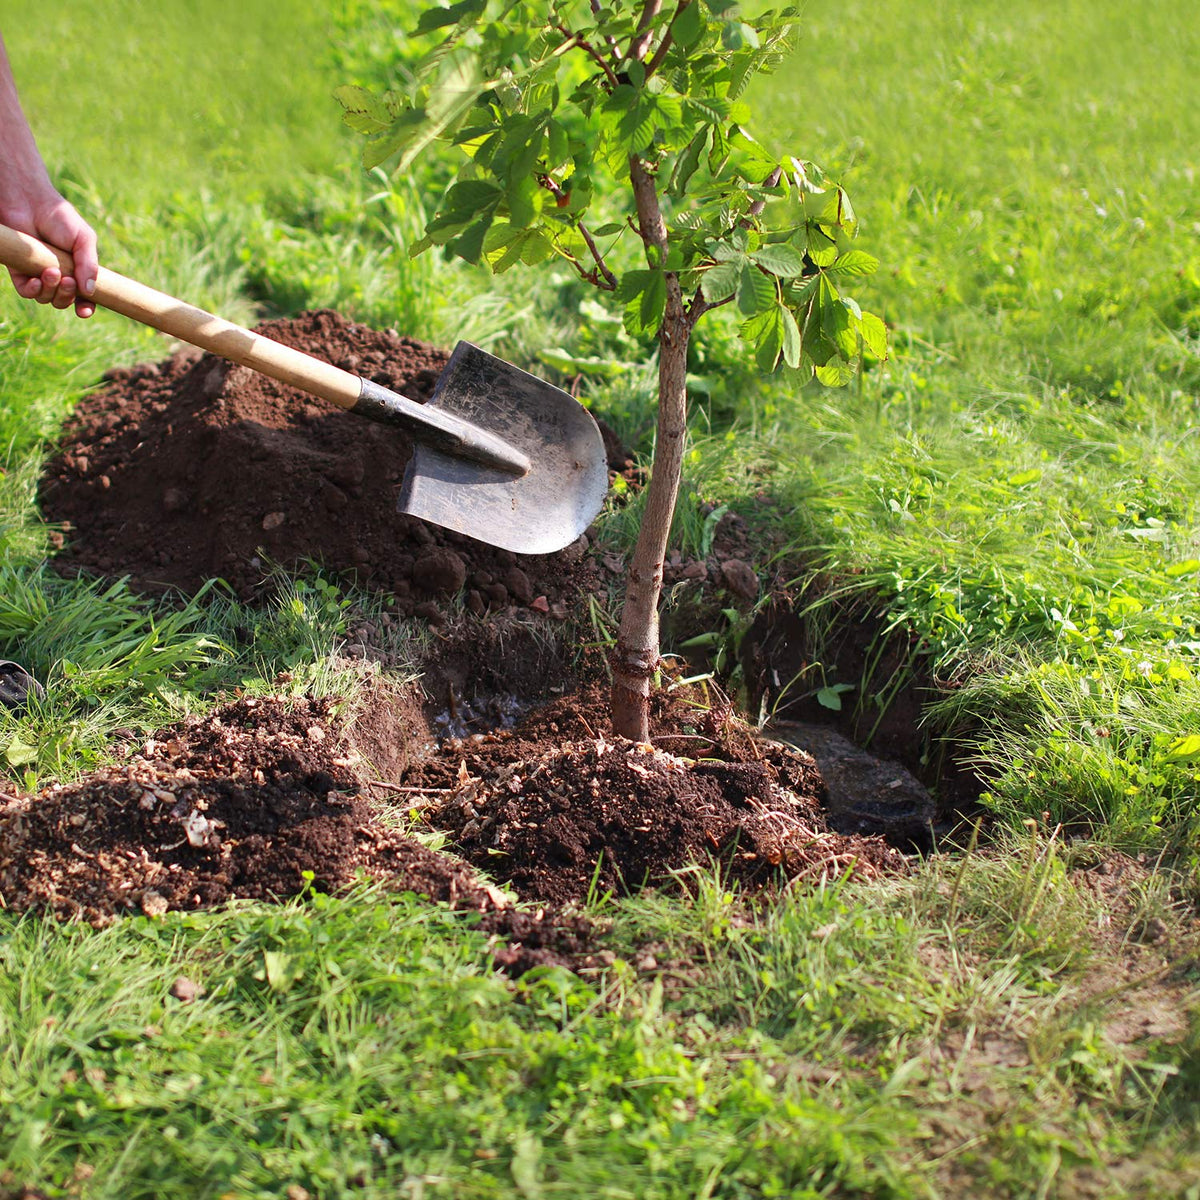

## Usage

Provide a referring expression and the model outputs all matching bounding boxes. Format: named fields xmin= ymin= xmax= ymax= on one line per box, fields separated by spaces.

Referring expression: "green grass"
xmin=732 ymin=0 xmax=1200 ymax=845
xmin=4 ymin=854 xmax=1200 ymax=1197
xmin=1 ymin=0 xmax=1200 ymax=1193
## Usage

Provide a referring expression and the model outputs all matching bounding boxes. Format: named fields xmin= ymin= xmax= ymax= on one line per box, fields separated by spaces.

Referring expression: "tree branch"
xmin=590 ymin=0 xmax=624 ymax=62
xmin=627 ymin=0 xmax=663 ymax=63
xmin=629 ymin=155 xmax=669 ymax=256
xmin=687 ymin=286 xmax=733 ymax=324
xmin=554 ymin=22 xmax=620 ymax=89
xmin=537 ymin=176 xmax=618 ymax=290
xmin=644 ymin=0 xmax=690 ymax=77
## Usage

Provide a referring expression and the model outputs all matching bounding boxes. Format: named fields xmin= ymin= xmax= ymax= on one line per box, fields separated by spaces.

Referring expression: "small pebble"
xmin=169 ymin=976 xmax=202 ymax=1003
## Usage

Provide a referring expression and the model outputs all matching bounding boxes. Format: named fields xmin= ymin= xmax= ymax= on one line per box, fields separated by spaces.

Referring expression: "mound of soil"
xmin=40 ymin=310 xmax=619 ymax=615
xmin=408 ymin=684 xmax=905 ymax=904
xmin=0 ymin=696 xmax=472 ymax=920
xmin=0 ymin=682 xmax=903 ymax=948
xmin=0 ymin=696 xmax=593 ymax=973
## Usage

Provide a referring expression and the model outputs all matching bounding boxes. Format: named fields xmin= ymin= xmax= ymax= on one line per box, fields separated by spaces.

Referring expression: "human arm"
xmin=0 ymin=33 xmax=98 ymax=317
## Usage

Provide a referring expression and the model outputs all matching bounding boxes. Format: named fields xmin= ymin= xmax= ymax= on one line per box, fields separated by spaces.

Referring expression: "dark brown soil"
xmin=407 ymin=683 xmax=905 ymax=905
xmin=742 ymin=588 xmax=985 ymax=824
xmin=0 ymin=696 xmax=475 ymax=920
xmin=0 ymin=682 xmax=904 ymax=941
xmin=39 ymin=310 xmax=620 ymax=616
xmin=0 ymin=695 xmax=594 ymax=973
xmin=23 ymin=309 xmax=922 ymax=937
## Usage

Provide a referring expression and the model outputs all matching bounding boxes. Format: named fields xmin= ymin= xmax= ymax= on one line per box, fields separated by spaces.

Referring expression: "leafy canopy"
xmin=337 ymin=0 xmax=885 ymax=382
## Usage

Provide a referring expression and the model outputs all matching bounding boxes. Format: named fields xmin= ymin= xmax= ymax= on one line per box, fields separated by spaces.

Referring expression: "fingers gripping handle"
xmin=0 ymin=222 xmax=363 ymax=411
xmin=0 ymin=222 xmax=77 ymax=279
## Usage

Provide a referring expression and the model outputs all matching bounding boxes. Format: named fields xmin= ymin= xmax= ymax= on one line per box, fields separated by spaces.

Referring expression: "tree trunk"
xmin=611 ymin=157 xmax=692 ymax=741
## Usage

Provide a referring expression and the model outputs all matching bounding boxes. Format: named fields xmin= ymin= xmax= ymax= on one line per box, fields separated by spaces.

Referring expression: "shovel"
xmin=0 ymin=223 xmax=609 ymax=555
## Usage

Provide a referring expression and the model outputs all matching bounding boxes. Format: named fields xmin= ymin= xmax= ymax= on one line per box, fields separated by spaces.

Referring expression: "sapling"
xmin=338 ymin=0 xmax=885 ymax=741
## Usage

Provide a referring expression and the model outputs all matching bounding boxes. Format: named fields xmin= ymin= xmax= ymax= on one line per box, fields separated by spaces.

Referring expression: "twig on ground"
xmin=369 ymin=780 xmax=453 ymax=795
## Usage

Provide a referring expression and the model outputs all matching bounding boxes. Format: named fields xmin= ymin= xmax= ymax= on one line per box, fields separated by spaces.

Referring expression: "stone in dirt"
xmin=773 ymin=721 xmax=936 ymax=847
xmin=720 ymin=558 xmax=759 ymax=601
xmin=39 ymin=311 xmax=622 ymax=618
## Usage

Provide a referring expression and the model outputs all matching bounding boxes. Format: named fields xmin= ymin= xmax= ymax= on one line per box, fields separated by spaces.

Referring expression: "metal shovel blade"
xmin=397 ymin=342 xmax=609 ymax=555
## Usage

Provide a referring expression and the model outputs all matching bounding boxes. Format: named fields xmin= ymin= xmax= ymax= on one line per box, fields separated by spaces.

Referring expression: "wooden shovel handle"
xmin=0 ymin=222 xmax=362 ymax=410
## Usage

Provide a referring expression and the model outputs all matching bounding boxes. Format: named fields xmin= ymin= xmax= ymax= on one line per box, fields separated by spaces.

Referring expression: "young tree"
xmin=338 ymin=0 xmax=885 ymax=742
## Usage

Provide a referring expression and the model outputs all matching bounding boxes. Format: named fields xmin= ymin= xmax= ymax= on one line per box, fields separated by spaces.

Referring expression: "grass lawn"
xmin=2 ymin=0 xmax=1200 ymax=1196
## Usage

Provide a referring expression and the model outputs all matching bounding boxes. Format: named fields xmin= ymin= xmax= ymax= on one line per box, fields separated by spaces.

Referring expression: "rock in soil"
xmin=39 ymin=310 xmax=625 ymax=618
xmin=773 ymin=721 xmax=936 ymax=847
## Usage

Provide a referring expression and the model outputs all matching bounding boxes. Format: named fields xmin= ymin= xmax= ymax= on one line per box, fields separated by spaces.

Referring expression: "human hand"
xmin=1 ymin=187 xmax=99 ymax=319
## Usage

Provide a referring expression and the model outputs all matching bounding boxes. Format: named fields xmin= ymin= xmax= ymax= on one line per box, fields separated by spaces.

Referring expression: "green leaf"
xmin=1164 ymin=734 xmax=1200 ymax=763
xmin=1007 ymin=468 xmax=1042 ymax=487
xmin=859 ymin=312 xmax=888 ymax=359
xmin=669 ymin=127 xmax=709 ymax=197
xmin=391 ymin=48 xmax=486 ymax=174
xmin=830 ymin=249 xmax=879 ymax=277
xmin=519 ymin=228 xmax=555 ymax=265
xmin=671 ymin=1 xmax=704 ymax=47
xmin=655 ymin=93 xmax=683 ymax=128
xmin=263 ymin=950 xmax=304 ymax=992
xmin=806 ymin=225 xmax=838 ymax=267
xmin=619 ymin=269 xmax=666 ymax=336
xmin=483 ymin=221 xmax=523 ymax=253
xmin=737 ymin=263 xmax=776 ymax=315
xmin=414 ymin=0 xmax=485 ymax=33
xmin=362 ymin=109 xmax=427 ymax=171
xmin=1165 ymin=559 xmax=1200 ymax=578
xmin=617 ymin=269 xmax=657 ymax=303
xmin=700 ymin=260 xmax=740 ymax=302
xmin=333 ymin=85 xmax=392 ymax=135
xmin=780 ymin=305 xmax=802 ymax=368
xmin=822 ymin=295 xmax=859 ymax=359
xmin=710 ymin=238 xmax=746 ymax=263
xmin=815 ymin=360 xmax=854 ymax=387
xmin=4 ymin=734 xmax=37 ymax=768
xmin=816 ymin=683 xmax=854 ymax=711
xmin=685 ymin=95 xmax=727 ymax=126
xmin=749 ymin=243 xmax=806 ymax=278
xmin=442 ymin=179 xmax=505 ymax=217
xmin=741 ymin=307 xmax=784 ymax=371
xmin=538 ymin=348 xmax=635 ymax=379
xmin=641 ymin=270 xmax=667 ymax=331
xmin=546 ymin=120 xmax=570 ymax=168
xmin=449 ymin=214 xmax=494 ymax=264
xmin=507 ymin=173 xmax=540 ymax=227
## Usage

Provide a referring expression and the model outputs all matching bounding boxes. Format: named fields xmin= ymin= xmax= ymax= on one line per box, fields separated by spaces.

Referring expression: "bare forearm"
xmin=0 ymin=32 xmax=98 ymax=316
xmin=0 ymin=36 xmax=53 ymax=200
